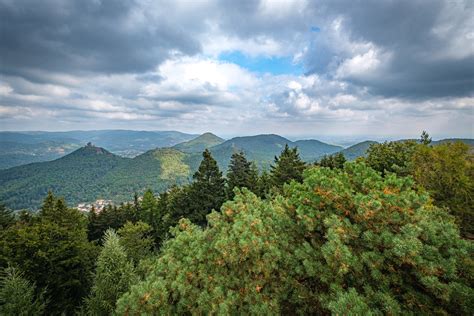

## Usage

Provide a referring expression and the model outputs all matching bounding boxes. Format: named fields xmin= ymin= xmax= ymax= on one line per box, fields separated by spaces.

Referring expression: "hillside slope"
xmin=173 ymin=132 xmax=224 ymax=153
xmin=339 ymin=141 xmax=378 ymax=160
xmin=0 ymin=144 xmax=128 ymax=209
xmin=0 ymin=130 xmax=197 ymax=169
xmin=210 ymin=134 xmax=342 ymax=170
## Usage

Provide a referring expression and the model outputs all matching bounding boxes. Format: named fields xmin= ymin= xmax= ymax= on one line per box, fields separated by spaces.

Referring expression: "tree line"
xmin=0 ymin=132 xmax=472 ymax=315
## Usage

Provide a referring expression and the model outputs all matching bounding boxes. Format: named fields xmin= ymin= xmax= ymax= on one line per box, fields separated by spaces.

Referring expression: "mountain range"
xmin=0 ymin=130 xmax=197 ymax=169
xmin=0 ymin=132 xmax=472 ymax=210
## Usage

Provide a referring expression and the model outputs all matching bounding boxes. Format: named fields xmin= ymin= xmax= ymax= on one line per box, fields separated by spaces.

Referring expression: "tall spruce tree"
xmin=189 ymin=149 xmax=226 ymax=225
xmin=226 ymin=151 xmax=258 ymax=199
xmin=140 ymin=189 xmax=157 ymax=228
xmin=86 ymin=229 xmax=137 ymax=315
xmin=270 ymin=144 xmax=306 ymax=188
xmin=0 ymin=266 xmax=47 ymax=315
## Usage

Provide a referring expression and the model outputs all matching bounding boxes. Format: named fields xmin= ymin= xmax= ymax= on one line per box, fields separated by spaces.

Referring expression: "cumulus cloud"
xmin=0 ymin=0 xmax=472 ymax=138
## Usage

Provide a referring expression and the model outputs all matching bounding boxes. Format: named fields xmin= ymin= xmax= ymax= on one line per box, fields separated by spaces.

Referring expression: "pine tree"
xmin=86 ymin=229 xmax=137 ymax=315
xmin=0 ymin=266 xmax=47 ymax=315
xmin=270 ymin=144 xmax=306 ymax=188
xmin=116 ymin=163 xmax=473 ymax=315
xmin=226 ymin=151 xmax=258 ymax=199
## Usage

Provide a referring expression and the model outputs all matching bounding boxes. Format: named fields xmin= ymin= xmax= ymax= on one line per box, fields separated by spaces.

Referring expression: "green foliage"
xmin=285 ymin=163 xmax=473 ymax=314
xmin=87 ymin=203 xmax=138 ymax=242
xmin=116 ymin=190 xmax=305 ymax=315
xmin=317 ymin=152 xmax=346 ymax=169
xmin=412 ymin=141 xmax=474 ymax=236
xmin=0 ymin=266 xmax=47 ymax=316
xmin=0 ymin=193 xmax=98 ymax=314
xmin=340 ymin=140 xmax=378 ymax=161
xmin=0 ymin=145 xmax=190 ymax=210
xmin=0 ymin=204 xmax=15 ymax=229
xmin=86 ymin=230 xmax=137 ymax=315
xmin=188 ymin=149 xmax=226 ymax=225
xmin=116 ymin=163 xmax=473 ymax=315
xmin=146 ymin=150 xmax=227 ymax=245
xmin=255 ymin=169 xmax=272 ymax=198
xmin=154 ymin=148 xmax=190 ymax=180
xmin=118 ymin=221 xmax=154 ymax=265
xmin=270 ymin=144 xmax=306 ymax=188
xmin=365 ymin=140 xmax=418 ymax=176
xmin=140 ymin=189 xmax=157 ymax=226
xmin=226 ymin=151 xmax=258 ymax=199
xmin=420 ymin=130 xmax=432 ymax=145
xmin=173 ymin=132 xmax=224 ymax=153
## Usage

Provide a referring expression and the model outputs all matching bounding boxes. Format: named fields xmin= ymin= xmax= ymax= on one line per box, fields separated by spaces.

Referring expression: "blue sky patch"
xmin=218 ymin=51 xmax=303 ymax=75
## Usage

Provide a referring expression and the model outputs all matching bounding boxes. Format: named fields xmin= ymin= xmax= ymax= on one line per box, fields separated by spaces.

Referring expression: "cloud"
xmin=0 ymin=0 xmax=201 ymax=78
xmin=0 ymin=0 xmax=472 ymax=138
xmin=303 ymin=0 xmax=474 ymax=99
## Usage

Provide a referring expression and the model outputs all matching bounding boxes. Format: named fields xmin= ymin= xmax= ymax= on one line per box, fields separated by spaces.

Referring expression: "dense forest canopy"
xmin=0 ymin=133 xmax=473 ymax=315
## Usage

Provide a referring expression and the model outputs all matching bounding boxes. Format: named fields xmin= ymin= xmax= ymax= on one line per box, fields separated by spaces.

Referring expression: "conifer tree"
xmin=317 ymin=152 xmax=346 ymax=169
xmin=116 ymin=163 xmax=473 ymax=315
xmin=0 ymin=204 xmax=14 ymax=230
xmin=0 ymin=266 xmax=47 ymax=315
xmin=226 ymin=151 xmax=258 ymax=199
xmin=411 ymin=141 xmax=474 ymax=236
xmin=117 ymin=221 xmax=154 ymax=265
xmin=133 ymin=192 xmax=141 ymax=219
xmin=365 ymin=140 xmax=418 ymax=176
xmin=420 ymin=130 xmax=432 ymax=145
xmin=256 ymin=169 xmax=272 ymax=198
xmin=188 ymin=149 xmax=226 ymax=225
xmin=140 ymin=189 xmax=157 ymax=224
xmin=270 ymin=144 xmax=306 ymax=188
xmin=87 ymin=206 xmax=101 ymax=241
xmin=86 ymin=229 xmax=137 ymax=315
xmin=0 ymin=193 xmax=96 ymax=314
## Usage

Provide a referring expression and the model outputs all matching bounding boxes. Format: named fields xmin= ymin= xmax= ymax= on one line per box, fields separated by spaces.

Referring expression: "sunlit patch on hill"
xmin=153 ymin=148 xmax=191 ymax=180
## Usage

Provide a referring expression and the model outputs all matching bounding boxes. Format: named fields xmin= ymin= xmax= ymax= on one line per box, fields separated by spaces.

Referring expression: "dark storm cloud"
xmin=305 ymin=0 xmax=474 ymax=99
xmin=0 ymin=0 xmax=201 ymax=79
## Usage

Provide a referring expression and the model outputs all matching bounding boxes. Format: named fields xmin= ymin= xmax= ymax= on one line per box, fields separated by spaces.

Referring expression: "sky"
xmin=0 ymin=0 xmax=473 ymax=140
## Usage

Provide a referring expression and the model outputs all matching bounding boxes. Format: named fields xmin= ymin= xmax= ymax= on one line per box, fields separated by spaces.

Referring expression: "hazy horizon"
xmin=1 ymin=128 xmax=471 ymax=148
xmin=1 ymin=0 xmax=473 ymax=138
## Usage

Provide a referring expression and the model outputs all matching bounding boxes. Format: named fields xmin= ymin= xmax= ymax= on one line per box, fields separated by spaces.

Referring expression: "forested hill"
xmin=0 ymin=134 xmax=342 ymax=210
xmin=1 ymin=134 xmax=472 ymax=210
xmin=209 ymin=134 xmax=343 ymax=170
xmin=0 ymin=144 xmax=129 ymax=209
xmin=0 ymin=130 xmax=197 ymax=169
xmin=340 ymin=140 xmax=378 ymax=160
xmin=172 ymin=132 xmax=224 ymax=153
